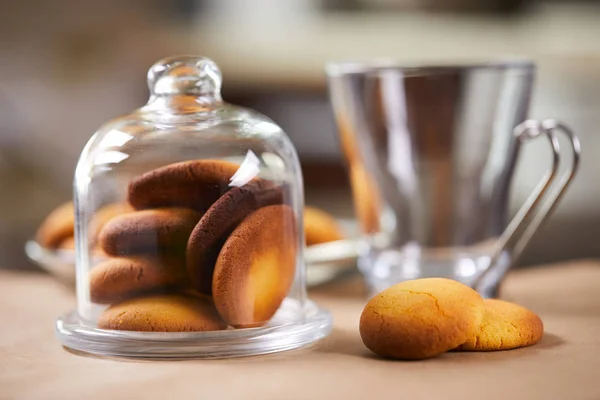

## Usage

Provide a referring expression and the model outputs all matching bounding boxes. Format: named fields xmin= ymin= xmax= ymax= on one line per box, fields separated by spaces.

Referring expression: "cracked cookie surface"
xmin=359 ymin=278 xmax=484 ymax=360
xmin=456 ymin=299 xmax=543 ymax=351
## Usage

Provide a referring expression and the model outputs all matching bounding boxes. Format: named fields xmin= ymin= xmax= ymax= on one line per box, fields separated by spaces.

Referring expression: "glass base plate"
xmin=56 ymin=300 xmax=332 ymax=359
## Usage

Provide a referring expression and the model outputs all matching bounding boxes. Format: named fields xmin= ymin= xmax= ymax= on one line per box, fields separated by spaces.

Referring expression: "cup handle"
xmin=474 ymin=119 xmax=581 ymax=297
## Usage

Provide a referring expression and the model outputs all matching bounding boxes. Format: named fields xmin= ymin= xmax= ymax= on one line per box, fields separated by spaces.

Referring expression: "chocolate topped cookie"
xmin=187 ymin=179 xmax=283 ymax=295
xmin=98 ymin=294 xmax=227 ymax=332
xmin=89 ymin=256 xmax=187 ymax=304
xmin=98 ymin=208 xmax=201 ymax=256
xmin=127 ymin=160 xmax=240 ymax=212
xmin=212 ymin=205 xmax=297 ymax=328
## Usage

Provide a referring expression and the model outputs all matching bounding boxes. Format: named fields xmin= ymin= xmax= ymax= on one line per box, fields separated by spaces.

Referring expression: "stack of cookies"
xmin=360 ymin=278 xmax=544 ymax=360
xmin=87 ymin=159 xmax=297 ymax=332
xmin=35 ymin=163 xmax=347 ymax=334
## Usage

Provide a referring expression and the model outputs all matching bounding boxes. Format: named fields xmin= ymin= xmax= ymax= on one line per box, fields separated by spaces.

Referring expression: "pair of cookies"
xmin=94 ymin=159 xmax=297 ymax=332
xmin=91 ymin=207 xmax=202 ymax=306
xmin=360 ymin=278 xmax=544 ymax=360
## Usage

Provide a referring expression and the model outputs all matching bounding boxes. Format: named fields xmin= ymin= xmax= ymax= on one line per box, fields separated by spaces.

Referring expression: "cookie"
xmin=36 ymin=202 xmax=75 ymax=249
xmin=186 ymin=179 xmax=283 ymax=295
xmin=212 ymin=205 xmax=297 ymax=328
xmin=98 ymin=208 xmax=201 ymax=256
xmin=360 ymin=278 xmax=484 ymax=360
xmin=304 ymin=206 xmax=344 ymax=246
xmin=128 ymin=160 xmax=240 ymax=212
xmin=88 ymin=202 xmax=133 ymax=246
xmin=58 ymin=236 xmax=75 ymax=250
xmin=89 ymin=256 xmax=187 ymax=304
xmin=456 ymin=299 xmax=544 ymax=351
xmin=98 ymin=294 xmax=226 ymax=332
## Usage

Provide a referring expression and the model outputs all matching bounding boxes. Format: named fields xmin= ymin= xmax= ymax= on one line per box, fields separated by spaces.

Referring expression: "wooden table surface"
xmin=1 ymin=261 xmax=599 ymax=400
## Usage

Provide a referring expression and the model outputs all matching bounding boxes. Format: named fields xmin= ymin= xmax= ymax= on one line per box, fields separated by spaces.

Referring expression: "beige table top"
xmin=1 ymin=261 xmax=599 ymax=400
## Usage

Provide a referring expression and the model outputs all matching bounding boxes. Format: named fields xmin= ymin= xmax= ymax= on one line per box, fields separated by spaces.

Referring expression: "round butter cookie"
xmin=98 ymin=208 xmax=201 ymax=256
xmin=187 ymin=179 xmax=283 ymax=295
xmin=212 ymin=205 xmax=297 ymax=328
xmin=360 ymin=278 xmax=484 ymax=360
xmin=127 ymin=160 xmax=240 ymax=212
xmin=89 ymin=256 xmax=187 ymax=304
xmin=58 ymin=236 xmax=75 ymax=250
xmin=457 ymin=299 xmax=544 ymax=351
xmin=304 ymin=206 xmax=344 ymax=246
xmin=98 ymin=294 xmax=226 ymax=332
xmin=36 ymin=202 xmax=74 ymax=249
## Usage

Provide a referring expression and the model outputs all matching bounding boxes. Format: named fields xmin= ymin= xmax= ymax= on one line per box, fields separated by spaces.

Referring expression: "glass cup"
xmin=327 ymin=61 xmax=580 ymax=298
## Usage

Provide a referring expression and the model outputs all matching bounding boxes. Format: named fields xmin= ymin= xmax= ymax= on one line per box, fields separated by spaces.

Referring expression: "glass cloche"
xmin=56 ymin=55 xmax=332 ymax=358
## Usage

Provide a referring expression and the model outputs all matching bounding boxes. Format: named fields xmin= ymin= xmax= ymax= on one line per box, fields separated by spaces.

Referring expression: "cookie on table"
xmin=456 ymin=299 xmax=544 ymax=351
xmin=89 ymin=257 xmax=187 ymax=304
xmin=187 ymin=179 xmax=283 ymax=295
xmin=304 ymin=206 xmax=344 ymax=246
xmin=360 ymin=278 xmax=484 ymax=360
xmin=128 ymin=160 xmax=241 ymax=212
xmin=98 ymin=294 xmax=226 ymax=332
xmin=98 ymin=208 xmax=201 ymax=256
xmin=212 ymin=205 xmax=297 ymax=328
xmin=36 ymin=202 xmax=75 ymax=249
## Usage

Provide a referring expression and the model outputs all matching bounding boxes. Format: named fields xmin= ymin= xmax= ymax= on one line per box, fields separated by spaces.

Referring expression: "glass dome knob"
xmin=147 ymin=55 xmax=223 ymax=101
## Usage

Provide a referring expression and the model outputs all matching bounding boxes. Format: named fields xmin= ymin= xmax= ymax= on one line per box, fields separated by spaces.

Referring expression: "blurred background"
xmin=1 ymin=0 xmax=599 ymax=271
